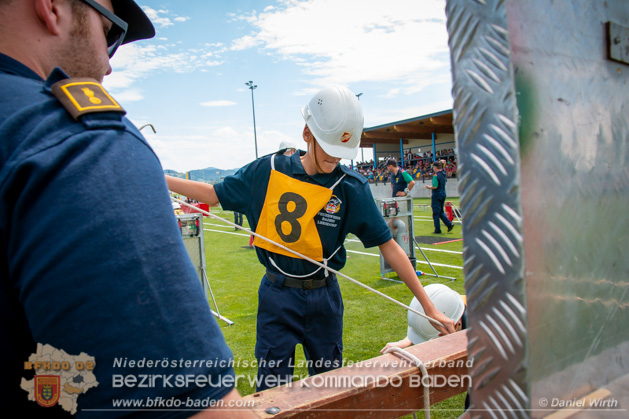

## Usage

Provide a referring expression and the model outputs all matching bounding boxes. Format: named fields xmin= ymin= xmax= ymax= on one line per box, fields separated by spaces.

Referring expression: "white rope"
xmin=171 ymin=197 xmax=446 ymax=330
xmin=268 ymin=244 xmax=343 ymax=279
xmin=383 ymin=346 xmax=430 ymax=419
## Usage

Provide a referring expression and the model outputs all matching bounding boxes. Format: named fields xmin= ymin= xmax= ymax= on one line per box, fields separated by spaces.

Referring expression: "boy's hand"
xmin=425 ymin=308 xmax=456 ymax=336
xmin=380 ymin=337 xmax=412 ymax=354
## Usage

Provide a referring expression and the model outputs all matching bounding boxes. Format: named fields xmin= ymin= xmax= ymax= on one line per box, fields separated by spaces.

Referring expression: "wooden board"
xmin=243 ymin=331 xmax=468 ymax=418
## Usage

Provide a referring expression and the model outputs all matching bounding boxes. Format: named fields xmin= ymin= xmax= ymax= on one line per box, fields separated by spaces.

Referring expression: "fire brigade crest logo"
xmin=21 ymin=343 xmax=98 ymax=414
xmin=325 ymin=195 xmax=342 ymax=214
xmin=340 ymin=132 xmax=352 ymax=143
xmin=35 ymin=375 xmax=61 ymax=408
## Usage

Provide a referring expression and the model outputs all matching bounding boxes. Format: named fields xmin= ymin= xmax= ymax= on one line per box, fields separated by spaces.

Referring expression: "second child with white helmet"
xmin=380 ymin=283 xmax=469 ymax=411
xmin=165 ymin=85 xmax=455 ymax=392
xmin=380 ymin=283 xmax=467 ymax=354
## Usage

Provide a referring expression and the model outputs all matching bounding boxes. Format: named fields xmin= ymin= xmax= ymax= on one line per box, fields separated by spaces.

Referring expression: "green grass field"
xmin=197 ymin=197 xmax=466 ymax=418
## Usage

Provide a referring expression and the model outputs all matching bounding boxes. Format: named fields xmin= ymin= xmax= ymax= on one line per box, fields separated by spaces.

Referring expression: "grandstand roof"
xmin=360 ymin=109 xmax=453 ymax=148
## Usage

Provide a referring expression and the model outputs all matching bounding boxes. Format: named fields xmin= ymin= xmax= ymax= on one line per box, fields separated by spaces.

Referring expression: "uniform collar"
xmin=290 ymin=149 xmax=342 ymax=186
xmin=0 ymin=53 xmax=43 ymax=81
xmin=43 ymin=67 xmax=71 ymax=92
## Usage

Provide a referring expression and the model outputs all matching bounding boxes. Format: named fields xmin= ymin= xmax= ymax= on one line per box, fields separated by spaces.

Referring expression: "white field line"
xmin=345 ymin=249 xmax=463 ymax=270
xmin=203 ymin=228 xmax=249 ymax=237
xmin=344 ymin=238 xmax=462 ymax=255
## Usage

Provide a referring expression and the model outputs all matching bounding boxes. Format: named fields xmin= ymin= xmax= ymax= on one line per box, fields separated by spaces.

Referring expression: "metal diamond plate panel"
xmin=446 ymin=0 xmax=629 ymax=417
xmin=445 ymin=0 xmax=529 ymax=417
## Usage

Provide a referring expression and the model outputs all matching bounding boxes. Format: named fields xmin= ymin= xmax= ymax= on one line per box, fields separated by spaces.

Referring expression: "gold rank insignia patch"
xmin=51 ymin=78 xmax=125 ymax=120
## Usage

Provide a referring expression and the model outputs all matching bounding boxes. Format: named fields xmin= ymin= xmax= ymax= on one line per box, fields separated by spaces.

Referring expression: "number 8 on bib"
xmin=254 ymin=170 xmax=332 ymax=261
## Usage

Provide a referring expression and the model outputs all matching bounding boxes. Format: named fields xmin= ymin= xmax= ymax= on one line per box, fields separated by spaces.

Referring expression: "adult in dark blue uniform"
xmin=425 ymin=161 xmax=454 ymax=234
xmin=0 ymin=1 xmax=250 ymax=417
xmin=386 ymin=158 xmax=416 ymax=197
xmin=166 ymin=85 xmax=456 ymax=391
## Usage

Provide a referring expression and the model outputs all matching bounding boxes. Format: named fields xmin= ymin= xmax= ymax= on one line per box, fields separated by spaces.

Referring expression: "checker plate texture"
xmin=445 ymin=0 xmax=530 ymax=417
xmin=446 ymin=0 xmax=629 ymax=417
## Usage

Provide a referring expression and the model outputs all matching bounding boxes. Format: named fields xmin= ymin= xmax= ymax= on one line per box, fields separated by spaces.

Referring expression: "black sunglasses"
xmin=81 ymin=0 xmax=129 ymax=58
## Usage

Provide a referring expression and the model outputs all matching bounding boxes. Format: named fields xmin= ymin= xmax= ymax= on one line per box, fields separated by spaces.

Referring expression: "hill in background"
xmin=164 ymin=167 xmax=238 ymax=182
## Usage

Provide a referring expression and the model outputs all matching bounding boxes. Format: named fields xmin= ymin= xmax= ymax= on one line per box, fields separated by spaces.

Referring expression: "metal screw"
xmin=265 ymin=407 xmax=281 ymax=415
xmin=613 ymin=37 xmax=621 ymax=45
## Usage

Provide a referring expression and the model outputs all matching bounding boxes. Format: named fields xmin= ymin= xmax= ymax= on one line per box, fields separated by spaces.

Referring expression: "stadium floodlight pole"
xmin=356 ymin=94 xmax=364 ymax=161
xmin=245 ymin=81 xmax=259 ymax=159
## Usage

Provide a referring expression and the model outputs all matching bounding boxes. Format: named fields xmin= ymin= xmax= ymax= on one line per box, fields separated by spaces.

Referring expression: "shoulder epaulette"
xmin=51 ymin=78 xmax=125 ymax=120
xmin=340 ymin=164 xmax=367 ymax=183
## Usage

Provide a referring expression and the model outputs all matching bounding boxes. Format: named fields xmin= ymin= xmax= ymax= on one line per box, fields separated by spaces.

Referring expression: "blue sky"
xmin=104 ymin=0 xmax=453 ymax=172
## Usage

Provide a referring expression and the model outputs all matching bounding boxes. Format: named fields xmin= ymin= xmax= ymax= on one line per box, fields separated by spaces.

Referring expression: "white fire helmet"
xmin=407 ymin=284 xmax=465 ymax=344
xmin=279 ymin=140 xmax=298 ymax=151
xmin=301 ymin=84 xmax=364 ymax=160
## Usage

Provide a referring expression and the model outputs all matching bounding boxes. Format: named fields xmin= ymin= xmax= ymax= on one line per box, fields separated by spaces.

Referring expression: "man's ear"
xmin=34 ymin=0 xmax=64 ymax=36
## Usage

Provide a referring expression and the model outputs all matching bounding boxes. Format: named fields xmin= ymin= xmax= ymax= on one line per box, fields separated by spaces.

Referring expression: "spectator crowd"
xmin=353 ymin=148 xmax=457 ymax=184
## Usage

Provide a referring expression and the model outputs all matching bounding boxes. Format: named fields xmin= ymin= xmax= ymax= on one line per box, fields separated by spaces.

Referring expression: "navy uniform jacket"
xmin=0 ymin=53 xmax=235 ymax=417
xmin=215 ymin=151 xmax=392 ymax=277
xmin=390 ymin=168 xmax=411 ymax=197
xmin=434 ymin=170 xmax=447 ymax=198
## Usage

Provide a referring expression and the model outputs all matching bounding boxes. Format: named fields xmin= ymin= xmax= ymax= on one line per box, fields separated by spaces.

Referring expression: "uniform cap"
xmin=113 ymin=0 xmax=155 ymax=44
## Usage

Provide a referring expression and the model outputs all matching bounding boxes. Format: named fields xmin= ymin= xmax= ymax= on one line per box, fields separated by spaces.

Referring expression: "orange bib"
xmin=254 ymin=169 xmax=332 ymax=261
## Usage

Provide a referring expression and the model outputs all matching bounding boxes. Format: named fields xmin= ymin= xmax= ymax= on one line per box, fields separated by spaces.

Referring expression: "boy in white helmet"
xmin=165 ymin=85 xmax=455 ymax=391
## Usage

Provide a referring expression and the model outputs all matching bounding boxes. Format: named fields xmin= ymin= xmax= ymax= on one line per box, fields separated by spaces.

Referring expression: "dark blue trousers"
xmin=431 ymin=194 xmax=453 ymax=233
xmin=234 ymin=211 xmax=243 ymax=226
xmin=254 ymin=272 xmax=343 ymax=391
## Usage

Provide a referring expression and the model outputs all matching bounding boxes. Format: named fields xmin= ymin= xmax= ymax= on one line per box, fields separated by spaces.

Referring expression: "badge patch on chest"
xmin=325 ymin=195 xmax=342 ymax=214
xmin=51 ymin=78 xmax=125 ymax=120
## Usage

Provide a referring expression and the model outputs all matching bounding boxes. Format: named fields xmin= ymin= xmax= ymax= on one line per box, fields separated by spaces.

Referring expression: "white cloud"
xmin=382 ymin=88 xmax=401 ymax=99
xmin=142 ymin=7 xmax=190 ymax=28
xmin=230 ymin=35 xmax=262 ymax=51
xmin=200 ymin=100 xmax=238 ymax=107
xmin=230 ymin=0 xmax=449 ymax=92
xmin=367 ymin=98 xmax=454 ymax=127
xmin=114 ymin=89 xmax=145 ymax=103
xmin=104 ymin=43 xmax=224 ymax=95
xmin=141 ymin=125 xmax=298 ymax=172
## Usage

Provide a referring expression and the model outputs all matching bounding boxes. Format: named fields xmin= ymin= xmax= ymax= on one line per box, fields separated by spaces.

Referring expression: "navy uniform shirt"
xmin=0 ymin=53 xmax=235 ymax=417
xmin=390 ymin=168 xmax=411 ymax=197
xmin=434 ymin=170 xmax=447 ymax=197
xmin=215 ymin=151 xmax=392 ymax=276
